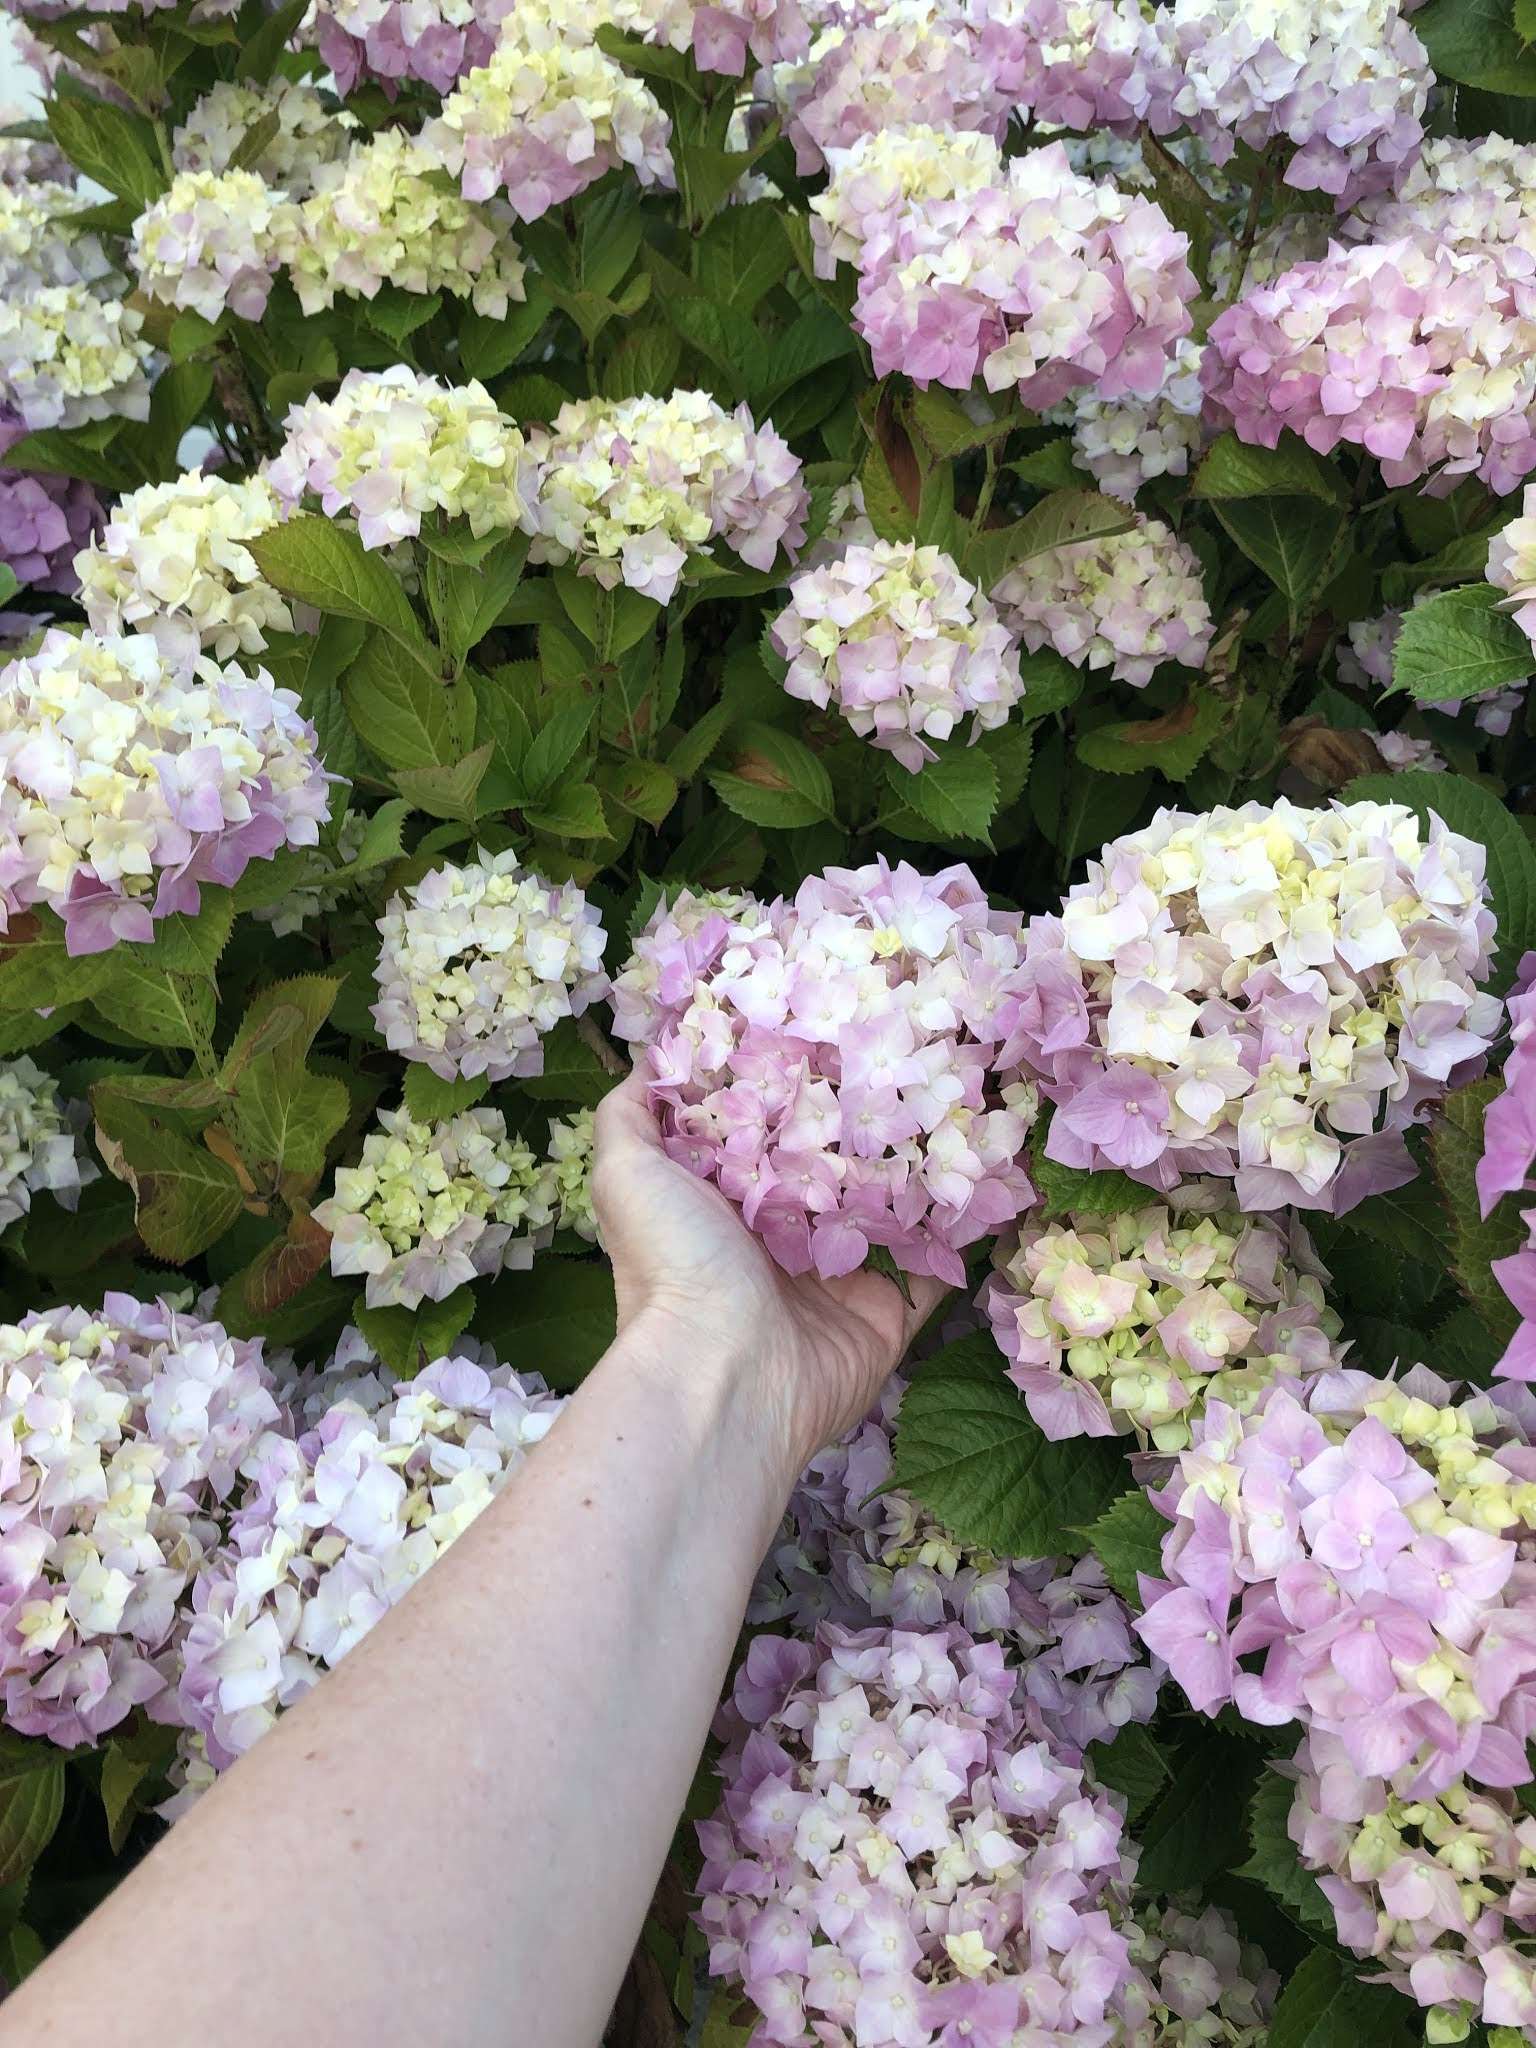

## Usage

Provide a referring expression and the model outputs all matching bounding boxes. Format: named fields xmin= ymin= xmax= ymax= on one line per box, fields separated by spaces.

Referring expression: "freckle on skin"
xmin=350 ymin=1839 xmax=365 ymax=1854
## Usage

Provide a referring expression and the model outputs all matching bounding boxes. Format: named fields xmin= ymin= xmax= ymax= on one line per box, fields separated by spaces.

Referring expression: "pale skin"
xmin=2 ymin=1072 xmax=944 ymax=2048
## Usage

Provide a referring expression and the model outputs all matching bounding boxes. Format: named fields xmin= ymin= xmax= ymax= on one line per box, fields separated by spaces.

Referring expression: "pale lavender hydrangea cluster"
xmin=974 ymin=0 xmax=1176 ymax=137
xmin=1137 ymin=1367 xmax=1536 ymax=1802
xmin=752 ymin=1378 xmax=1160 ymax=1750
xmin=769 ymin=540 xmax=1025 ymax=774
xmin=610 ymin=865 xmax=1038 ymax=1285
xmin=170 ymin=1343 xmax=566 ymax=1808
xmin=0 ymin=1054 xmax=94 ymax=1232
xmin=846 ymin=140 xmax=1196 ymax=410
xmin=371 ymin=851 xmax=609 ymax=1083
xmin=1050 ymin=339 xmax=1208 ymax=504
xmin=1008 ymin=799 xmax=1500 ymax=1214
xmin=1202 ymin=237 xmax=1536 ymax=497
xmin=0 ymin=1298 xmax=280 ymax=1750
xmin=984 ymin=1196 xmax=1343 ymax=1447
xmin=1475 ymin=956 xmax=1536 ymax=1383
xmin=1353 ymin=132 xmax=1536 ymax=260
xmin=698 ymin=1622 xmax=1143 ymax=2047
xmin=1288 ymin=1730 xmax=1536 ymax=2034
xmin=528 ymin=389 xmax=808 ymax=605
xmin=313 ymin=0 xmax=508 ymax=94
xmin=129 ymin=168 xmax=297 ymax=325
xmin=0 ymin=628 xmax=332 ymax=956
xmin=0 ymin=406 xmax=100 ymax=594
xmin=992 ymin=513 xmax=1213 ymax=688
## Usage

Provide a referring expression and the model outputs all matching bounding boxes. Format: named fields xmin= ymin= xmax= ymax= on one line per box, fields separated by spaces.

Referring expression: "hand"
xmin=592 ymin=1071 xmax=948 ymax=1474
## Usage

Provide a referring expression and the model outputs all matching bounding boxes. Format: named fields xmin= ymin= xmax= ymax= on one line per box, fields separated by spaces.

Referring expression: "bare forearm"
xmin=4 ymin=1309 xmax=795 ymax=2048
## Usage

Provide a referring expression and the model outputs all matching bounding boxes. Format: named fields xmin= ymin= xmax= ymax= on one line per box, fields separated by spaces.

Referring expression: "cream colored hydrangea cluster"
xmin=0 ymin=179 xmax=115 ymax=293
xmin=313 ymin=1107 xmax=558 ymax=1309
xmin=0 ymin=286 xmax=155 ymax=432
xmin=528 ymin=388 xmax=808 ymax=604
xmin=809 ymin=125 xmax=1002 ymax=276
xmin=130 ymin=169 xmax=299 ymax=325
xmin=76 ymin=471 xmax=291 ymax=663
xmin=287 ymin=129 xmax=526 ymax=320
xmin=171 ymin=78 xmax=356 ymax=197
xmin=1354 ymin=132 xmax=1536 ymax=257
xmin=372 ymin=851 xmax=609 ymax=1083
xmin=543 ymin=1108 xmax=598 ymax=1241
xmin=993 ymin=512 xmax=1213 ymax=686
xmin=266 ymin=366 xmax=538 ymax=549
xmin=1486 ymin=483 xmax=1536 ymax=658
xmin=0 ymin=1055 xmax=96 ymax=1232
xmin=984 ymin=1195 xmax=1342 ymax=1448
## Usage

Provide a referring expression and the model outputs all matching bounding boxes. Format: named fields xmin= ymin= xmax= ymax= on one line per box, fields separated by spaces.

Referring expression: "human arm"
xmin=2 ymin=1074 xmax=942 ymax=2048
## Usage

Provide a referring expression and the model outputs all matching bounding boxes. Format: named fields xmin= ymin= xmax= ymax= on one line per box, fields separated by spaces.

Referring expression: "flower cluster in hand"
xmin=422 ymin=0 xmax=673 ymax=223
xmin=287 ymin=129 xmax=527 ymax=320
xmin=1137 ymin=1366 xmax=1536 ymax=1798
xmin=992 ymin=512 xmax=1212 ymax=688
xmin=1475 ymin=956 xmax=1536 ymax=1381
xmin=170 ymin=78 xmax=356 ymax=196
xmin=984 ymin=1195 xmax=1343 ymax=1448
xmin=130 ymin=168 xmax=297 ymax=325
xmin=528 ymin=389 xmax=808 ymax=605
xmin=1051 ymin=338 xmax=1208 ymax=504
xmin=0 ymin=285 xmax=155 ymax=432
xmin=0 ymin=408 xmax=100 ymax=595
xmin=267 ymin=366 xmax=537 ymax=549
xmin=770 ymin=540 xmax=1024 ymax=774
xmin=752 ymin=1377 xmax=1159 ymax=1750
xmin=76 ymin=471 xmax=291 ymax=663
xmin=171 ymin=1342 xmax=566 ymax=1806
xmin=312 ymin=1106 xmax=558 ymax=1308
xmin=1008 ymin=798 xmax=1499 ymax=1213
xmin=0 ymin=1298 xmax=279 ymax=1749
xmin=0 ymin=628 xmax=331 ymax=956
xmin=372 ymin=851 xmax=609 ymax=1083
xmin=845 ymin=140 xmax=1196 ymax=410
xmin=1202 ymin=237 xmax=1536 ymax=497
xmin=611 ymin=864 xmax=1038 ymax=1283
xmin=0 ymin=1055 xmax=94 ymax=1230
xmin=698 ymin=1621 xmax=1142 ymax=2048
xmin=1288 ymin=1728 xmax=1536 ymax=2034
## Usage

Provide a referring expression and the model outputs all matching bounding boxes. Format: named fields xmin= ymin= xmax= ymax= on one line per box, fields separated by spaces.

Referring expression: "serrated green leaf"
xmin=355 ymin=1285 xmax=476 ymax=1378
xmin=1080 ymin=1489 xmax=1166 ymax=1605
xmin=0 ymin=1763 xmax=63 ymax=1888
xmin=525 ymin=781 xmax=609 ymax=838
xmin=475 ymin=1260 xmax=616 ymax=1388
xmin=426 ymin=532 xmax=531 ymax=673
xmin=146 ymin=893 xmax=235 ymax=977
xmin=896 ymin=749 xmax=999 ymax=846
xmin=889 ymin=1336 xmax=1125 ymax=1558
xmin=90 ymin=1092 xmax=245 ymax=1262
xmin=458 ymin=285 xmax=555 ymax=381
xmin=710 ymin=722 xmax=835 ymax=830
xmin=1134 ymin=1738 xmax=1258 ymax=1893
xmin=1267 ymin=1948 xmax=1416 ymax=2048
xmin=964 ymin=490 xmax=1133 ymax=591
xmin=603 ymin=324 xmax=686 ymax=400
xmin=394 ymin=743 xmax=494 ymax=824
xmin=1088 ymin=1723 xmax=1170 ymax=1822
xmin=91 ymin=961 xmax=215 ymax=1050
xmin=1032 ymin=1112 xmax=1150 ymax=1219
xmin=340 ymin=630 xmax=457 ymax=773
xmin=249 ymin=518 xmax=435 ymax=671
xmin=402 ymin=1066 xmax=490 ymax=1121
xmin=1391 ymin=584 xmax=1533 ymax=703
xmin=1076 ymin=693 xmax=1223 ymax=779
xmin=1193 ymin=431 xmax=1347 ymax=504
xmin=235 ymin=0 xmax=307 ymax=76
xmin=1236 ymin=1769 xmax=1341 ymax=1943
xmin=1213 ymin=498 xmax=1342 ymax=618
xmin=46 ymin=93 xmax=164 ymax=206
xmin=522 ymin=693 xmax=599 ymax=802
xmin=1417 ymin=0 xmax=1536 ymax=93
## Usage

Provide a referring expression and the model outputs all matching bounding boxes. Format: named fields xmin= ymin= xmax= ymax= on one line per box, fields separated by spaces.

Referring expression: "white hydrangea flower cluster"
xmin=1486 ymin=482 xmax=1536 ymax=659
xmin=170 ymin=78 xmax=356 ymax=197
xmin=130 ymin=168 xmax=298 ymax=325
xmin=809 ymin=125 xmax=1001 ymax=276
xmin=169 ymin=1343 xmax=566 ymax=1807
xmin=288 ymin=129 xmax=527 ymax=320
xmin=0 ymin=1054 xmax=95 ymax=1231
xmin=312 ymin=1106 xmax=560 ymax=1309
xmin=251 ymin=810 xmax=368 ymax=938
xmin=0 ymin=285 xmax=155 ymax=432
xmin=1052 ymin=338 xmax=1209 ymax=503
xmin=0 ymin=1297 xmax=280 ymax=1750
xmin=0 ymin=178 xmax=115 ymax=293
xmin=0 ymin=628 xmax=331 ymax=956
xmin=76 ymin=471 xmax=291 ymax=663
xmin=1353 ymin=132 xmax=1536 ymax=258
xmin=371 ymin=852 xmax=609 ymax=1084
xmin=0 ymin=106 xmax=67 ymax=186
xmin=543 ymin=1108 xmax=598 ymax=1241
xmin=528 ymin=389 xmax=809 ymax=605
xmin=422 ymin=0 xmax=673 ymax=225
xmin=267 ymin=366 xmax=539 ymax=550
xmin=993 ymin=512 xmax=1213 ymax=687
xmin=770 ymin=539 xmax=1025 ymax=773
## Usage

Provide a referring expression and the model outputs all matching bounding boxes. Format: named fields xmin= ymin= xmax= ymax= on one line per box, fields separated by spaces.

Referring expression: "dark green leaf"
xmin=1193 ymin=432 xmax=1347 ymax=504
xmin=897 ymin=750 xmax=999 ymax=846
xmin=476 ymin=1260 xmax=616 ymax=1388
xmin=1080 ymin=1489 xmax=1167 ymax=1605
xmin=1267 ymin=1948 xmax=1416 ymax=2048
xmin=355 ymin=1285 xmax=476 ymax=1378
xmin=46 ymin=93 xmax=164 ymax=206
xmin=1236 ymin=1769 xmax=1341 ymax=1943
xmin=248 ymin=517 xmax=435 ymax=669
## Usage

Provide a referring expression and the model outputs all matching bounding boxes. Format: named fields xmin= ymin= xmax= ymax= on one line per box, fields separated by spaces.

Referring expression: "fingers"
xmin=593 ymin=1064 xmax=663 ymax=1160
xmin=899 ymin=1275 xmax=951 ymax=1353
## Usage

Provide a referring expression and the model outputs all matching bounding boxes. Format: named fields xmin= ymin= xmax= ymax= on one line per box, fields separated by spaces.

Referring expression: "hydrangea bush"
xmin=7 ymin=1 xmax=1536 ymax=2040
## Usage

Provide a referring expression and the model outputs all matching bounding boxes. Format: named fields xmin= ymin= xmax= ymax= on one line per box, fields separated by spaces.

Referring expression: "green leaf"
xmin=146 ymin=893 xmax=235 ymax=977
xmin=235 ymin=0 xmax=308 ymax=76
xmin=1018 ymin=649 xmax=1085 ymax=718
xmin=427 ymin=532 xmax=531 ymax=672
xmin=522 ymin=693 xmax=599 ymax=802
xmin=1088 ymin=1723 xmax=1170 ymax=1823
xmin=248 ymin=517 xmax=435 ymax=670
xmin=46 ymin=93 xmax=164 ymax=206
xmin=1428 ymin=1079 xmax=1524 ymax=1350
xmin=709 ymin=722 xmax=835 ymax=830
xmin=896 ymin=750 xmax=999 ymax=847
xmin=693 ymin=203 xmax=791 ymax=313
xmin=1343 ymin=768 xmax=1536 ymax=992
xmin=1134 ymin=1738 xmax=1257 ymax=1893
xmin=2 ymin=421 xmax=136 ymax=490
xmin=0 ymin=1762 xmax=63 ymax=1888
xmin=91 ymin=961 xmax=215 ymax=1050
xmin=1076 ymin=694 xmax=1223 ymax=779
xmin=364 ymin=286 xmax=442 ymax=345
xmin=518 ymin=1016 xmax=618 ymax=1106
xmin=0 ymin=566 xmax=16 ymax=608
xmin=261 ymin=614 xmax=372 ymax=781
xmin=100 ymin=1741 xmax=153 ymax=1856
xmin=1417 ymin=0 xmax=1536 ymax=93
xmin=401 ymin=1066 xmax=489 ymax=1121
xmin=1032 ymin=1113 xmax=1150 ymax=1219
xmin=476 ymin=1260 xmax=617 ymax=1388
xmin=596 ymin=755 xmax=679 ymax=827
xmin=227 ymin=976 xmax=346 ymax=1179
xmin=458 ymin=284 xmax=554 ymax=380
xmin=603 ymin=324 xmax=686 ymax=401
xmin=907 ymin=388 xmax=1017 ymax=459
xmin=394 ymin=743 xmax=494 ymax=824
xmin=1080 ymin=1490 xmax=1167 ymax=1605
xmin=964 ymin=490 xmax=1133 ymax=591
xmin=525 ymin=782 xmax=610 ymax=838
xmin=1236 ymin=1769 xmax=1341 ymax=1943
xmin=1332 ymin=1172 xmax=1454 ymax=1266
xmin=1193 ymin=431 xmax=1347 ymax=505
xmin=90 ymin=1092 xmax=245 ymax=1262
xmin=1390 ymin=583 xmax=1533 ymax=702
xmin=341 ymin=630 xmax=457 ymax=773
xmin=1267 ymin=1948 xmax=1416 ymax=2048
xmin=1213 ymin=498 xmax=1342 ymax=618
xmin=355 ymin=1286 xmax=476 ymax=1378
xmin=889 ymin=1336 xmax=1125 ymax=1558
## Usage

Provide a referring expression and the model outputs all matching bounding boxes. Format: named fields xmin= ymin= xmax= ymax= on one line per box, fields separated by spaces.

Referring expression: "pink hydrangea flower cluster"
xmin=1475 ymin=955 xmax=1536 ymax=1382
xmin=0 ymin=628 xmax=332 ymax=957
xmin=372 ymin=850 xmax=609 ymax=1083
xmin=769 ymin=540 xmax=1025 ymax=774
xmin=1007 ymin=798 xmax=1500 ymax=1214
xmin=984 ymin=1195 xmax=1343 ymax=1448
xmin=0 ymin=1297 xmax=280 ymax=1750
xmin=847 ymin=142 xmax=1196 ymax=410
xmin=809 ymin=127 xmax=1002 ymax=281
xmin=313 ymin=0 xmax=508 ymax=95
xmin=698 ymin=1621 xmax=1143 ymax=2047
xmin=1287 ymin=1729 xmax=1536 ymax=2034
xmin=0 ymin=405 xmax=99 ymax=594
xmin=752 ymin=1378 xmax=1160 ymax=1750
xmin=1202 ymin=237 xmax=1536 ymax=497
xmin=1137 ymin=1366 xmax=1536 ymax=1800
xmin=992 ymin=513 xmax=1213 ymax=689
xmin=609 ymin=865 xmax=1038 ymax=1284
xmin=170 ymin=1340 xmax=566 ymax=1808
xmin=1339 ymin=607 xmax=1525 ymax=736
xmin=974 ymin=0 xmax=1177 ymax=137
